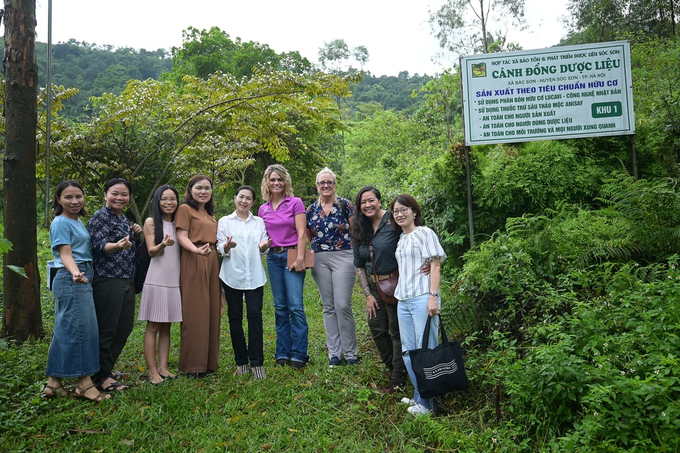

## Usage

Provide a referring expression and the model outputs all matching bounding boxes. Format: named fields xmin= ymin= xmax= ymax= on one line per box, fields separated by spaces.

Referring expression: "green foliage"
xmin=46 ymin=67 xmax=349 ymax=223
xmin=474 ymin=140 xmax=605 ymax=226
xmin=167 ymin=26 xmax=311 ymax=87
xmin=564 ymin=0 xmax=679 ymax=44
xmin=34 ymin=40 xmax=172 ymax=119
xmin=630 ymin=36 xmax=680 ymax=178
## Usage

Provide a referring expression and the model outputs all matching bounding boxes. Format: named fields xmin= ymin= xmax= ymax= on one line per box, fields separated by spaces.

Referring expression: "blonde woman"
xmin=306 ymin=168 xmax=358 ymax=366
xmin=258 ymin=165 xmax=309 ymax=370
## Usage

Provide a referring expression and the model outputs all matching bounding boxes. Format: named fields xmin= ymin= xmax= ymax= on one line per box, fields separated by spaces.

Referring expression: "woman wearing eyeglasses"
xmin=306 ymin=168 xmax=358 ymax=367
xmin=391 ymin=194 xmax=446 ymax=417
xmin=351 ymin=186 xmax=407 ymax=392
xmin=175 ymin=175 xmax=221 ymax=377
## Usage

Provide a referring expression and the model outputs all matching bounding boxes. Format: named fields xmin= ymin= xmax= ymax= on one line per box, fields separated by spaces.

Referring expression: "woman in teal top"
xmin=44 ymin=180 xmax=110 ymax=402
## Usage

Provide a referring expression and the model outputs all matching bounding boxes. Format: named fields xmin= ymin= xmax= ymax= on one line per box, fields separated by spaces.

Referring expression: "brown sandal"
xmin=74 ymin=384 xmax=110 ymax=402
xmin=41 ymin=384 xmax=69 ymax=398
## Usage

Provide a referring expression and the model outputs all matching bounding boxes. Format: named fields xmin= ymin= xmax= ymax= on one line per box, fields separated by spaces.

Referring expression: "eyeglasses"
xmin=392 ymin=207 xmax=412 ymax=216
xmin=317 ymin=181 xmax=336 ymax=187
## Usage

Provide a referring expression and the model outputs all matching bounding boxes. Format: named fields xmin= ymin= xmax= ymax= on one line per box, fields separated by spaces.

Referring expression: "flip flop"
xmin=74 ymin=384 xmax=110 ymax=402
xmin=41 ymin=383 xmax=69 ymax=398
xmin=159 ymin=373 xmax=178 ymax=380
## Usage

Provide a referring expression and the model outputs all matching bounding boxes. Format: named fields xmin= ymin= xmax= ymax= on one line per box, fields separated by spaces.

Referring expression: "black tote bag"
xmin=409 ymin=315 xmax=468 ymax=399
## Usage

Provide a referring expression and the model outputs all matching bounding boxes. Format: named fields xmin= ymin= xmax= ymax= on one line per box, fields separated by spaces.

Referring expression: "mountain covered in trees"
xmin=10 ymin=38 xmax=432 ymax=119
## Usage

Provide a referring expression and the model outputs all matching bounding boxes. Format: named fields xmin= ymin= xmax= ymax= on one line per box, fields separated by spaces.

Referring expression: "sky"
xmin=35 ymin=0 xmax=569 ymax=77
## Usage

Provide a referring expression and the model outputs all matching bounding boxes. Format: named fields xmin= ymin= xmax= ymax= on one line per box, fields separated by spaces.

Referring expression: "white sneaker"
xmin=407 ymin=403 xmax=433 ymax=417
xmin=400 ymin=397 xmax=417 ymax=406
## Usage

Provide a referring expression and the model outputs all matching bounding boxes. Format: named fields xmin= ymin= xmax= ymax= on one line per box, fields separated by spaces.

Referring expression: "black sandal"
xmin=98 ymin=379 xmax=131 ymax=392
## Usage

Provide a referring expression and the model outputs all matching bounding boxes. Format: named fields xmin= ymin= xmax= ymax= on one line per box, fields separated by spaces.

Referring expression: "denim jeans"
xmin=266 ymin=250 xmax=309 ymax=363
xmin=398 ymin=293 xmax=440 ymax=411
xmin=47 ymin=263 xmax=100 ymax=378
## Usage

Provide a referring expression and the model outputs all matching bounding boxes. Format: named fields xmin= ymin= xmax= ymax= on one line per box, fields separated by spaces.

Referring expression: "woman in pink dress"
xmin=138 ymin=185 xmax=182 ymax=384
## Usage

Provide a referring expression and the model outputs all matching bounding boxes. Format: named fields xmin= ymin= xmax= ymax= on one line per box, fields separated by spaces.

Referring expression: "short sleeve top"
xmin=353 ymin=210 xmax=401 ymax=275
xmin=306 ymin=197 xmax=354 ymax=253
xmin=175 ymin=204 xmax=218 ymax=245
xmin=394 ymin=226 xmax=446 ymax=300
xmin=50 ymin=216 xmax=93 ymax=266
xmin=258 ymin=197 xmax=305 ymax=247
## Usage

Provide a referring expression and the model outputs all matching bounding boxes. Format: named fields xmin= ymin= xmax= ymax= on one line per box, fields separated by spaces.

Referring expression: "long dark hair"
xmin=52 ymin=180 xmax=88 ymax=217
xmin=183 ymin=175 xmax=215 ymax=216
xmin=351 ymin=185 xmax=381 ymax=247
xmin=389 ymin=194 xmax=424 ymax=227
xmin=151 ymin=185 xmax=179 ymax=247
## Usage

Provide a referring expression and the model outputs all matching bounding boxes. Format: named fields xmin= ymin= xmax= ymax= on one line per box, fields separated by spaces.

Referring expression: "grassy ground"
xmin=0 ymin=269 xmax=473 ymax=452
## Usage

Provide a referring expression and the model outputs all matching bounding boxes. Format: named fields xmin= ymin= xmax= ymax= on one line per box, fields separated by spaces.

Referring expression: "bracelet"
xmin=429 ymin=291 xmax=439 ymax=297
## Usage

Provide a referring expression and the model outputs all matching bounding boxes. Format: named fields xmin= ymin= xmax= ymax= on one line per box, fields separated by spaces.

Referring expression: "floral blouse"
xmin=306 ymin=197 xmax=354 ymax=253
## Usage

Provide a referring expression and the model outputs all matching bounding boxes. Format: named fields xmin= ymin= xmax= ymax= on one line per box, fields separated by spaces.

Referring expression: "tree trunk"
xmin=1 ymin=0 xmax=42 ymax=342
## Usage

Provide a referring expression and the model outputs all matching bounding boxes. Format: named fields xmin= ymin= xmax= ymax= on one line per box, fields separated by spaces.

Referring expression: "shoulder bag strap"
xmin=368 ymin=244 xmax=379 ymax=282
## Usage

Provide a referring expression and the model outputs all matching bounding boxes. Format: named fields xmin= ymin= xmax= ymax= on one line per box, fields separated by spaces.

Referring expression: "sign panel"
xmin=461 ymin=41 xmax=635 ymax=145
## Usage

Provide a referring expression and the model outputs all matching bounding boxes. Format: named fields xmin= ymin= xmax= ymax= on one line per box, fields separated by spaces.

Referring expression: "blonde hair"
xmin=261 ymin=164 xmax=294 ymax=202
xmin=316 ymin=167 xmax=338 ymax=205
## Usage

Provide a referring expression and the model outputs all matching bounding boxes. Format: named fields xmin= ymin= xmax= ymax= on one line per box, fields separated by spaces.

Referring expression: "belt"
xmin=371 ymin=272 xmax=396 ymax=282
xmin=271 ymin=245 xmax=297 ymax=254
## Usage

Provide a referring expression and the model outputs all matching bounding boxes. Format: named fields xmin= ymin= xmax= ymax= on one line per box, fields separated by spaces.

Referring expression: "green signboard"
xmin=460 ymin=41 xmax=635 ymax=145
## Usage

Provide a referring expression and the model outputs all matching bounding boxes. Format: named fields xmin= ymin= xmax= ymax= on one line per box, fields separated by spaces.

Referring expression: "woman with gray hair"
xmin=306 ymin=168 xmax=358 ymax=366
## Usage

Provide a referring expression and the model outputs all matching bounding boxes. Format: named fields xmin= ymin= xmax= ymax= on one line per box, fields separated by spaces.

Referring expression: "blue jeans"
xmin=47 ymin=263 xmax=100 ymax=378
xmin=266 ymin=250 xmax=308 ymax=363
xmin=398 ymin=293 xmax=440 ymax=411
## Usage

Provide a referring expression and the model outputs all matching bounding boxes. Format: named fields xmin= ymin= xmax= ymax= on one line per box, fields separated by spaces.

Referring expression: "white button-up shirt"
xmin=217 ymin=211 xmax=268 ymax=290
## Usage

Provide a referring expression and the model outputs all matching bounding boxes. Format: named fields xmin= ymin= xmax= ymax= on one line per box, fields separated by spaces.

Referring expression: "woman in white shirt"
xmin=391 ymin=194 xmax=446 ymax=417
xmin=217 ymin=185 xmax=271 ymax=380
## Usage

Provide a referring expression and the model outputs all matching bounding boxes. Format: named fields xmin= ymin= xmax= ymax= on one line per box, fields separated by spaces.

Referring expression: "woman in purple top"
xmin=258 ymin=164 xmax=309 ymax=369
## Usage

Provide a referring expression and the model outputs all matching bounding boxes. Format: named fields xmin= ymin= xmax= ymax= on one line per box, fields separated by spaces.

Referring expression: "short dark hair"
xmin=104 ymin=177 xmax=132 ymax=194
xmin=389 ymin=194 xmax=423 ymax=227
xmin=53 ymin=180 xmax=88 ymax=217
xmin=235 ymin=185 xmax=256 ymax=200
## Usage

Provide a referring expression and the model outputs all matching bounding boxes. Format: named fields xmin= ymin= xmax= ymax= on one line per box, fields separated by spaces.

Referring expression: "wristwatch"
xmin=429 ymin=291 xmax=439 ymax=297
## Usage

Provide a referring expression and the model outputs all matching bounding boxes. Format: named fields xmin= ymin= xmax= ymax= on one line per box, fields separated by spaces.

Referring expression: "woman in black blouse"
xmin=351 ymin=186 xmax=406 ymax=393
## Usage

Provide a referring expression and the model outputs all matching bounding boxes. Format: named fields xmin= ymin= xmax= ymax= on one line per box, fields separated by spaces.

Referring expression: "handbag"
xmin=134 ymin=239 xmax=151 ymax=294
xmin=369 ymin=245 xmax=398 ymax=305
xmin=286 ymin=248 xmax=315 ymax=269
xmin=409 ymin=315 xmax=469 ymax=398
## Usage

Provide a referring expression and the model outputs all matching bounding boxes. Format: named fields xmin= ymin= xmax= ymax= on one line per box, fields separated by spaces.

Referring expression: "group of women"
xmin=43 ymin=165 xmax=446 ymax=417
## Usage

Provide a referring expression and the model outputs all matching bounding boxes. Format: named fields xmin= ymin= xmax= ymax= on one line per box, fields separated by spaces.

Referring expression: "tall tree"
xmin=565 ymin=0 xmax=677 ymax=43
xmin=2 ymin=0 xmax=42 ymax=342
xmin=429 ymin=0 xmax=526 ymax=56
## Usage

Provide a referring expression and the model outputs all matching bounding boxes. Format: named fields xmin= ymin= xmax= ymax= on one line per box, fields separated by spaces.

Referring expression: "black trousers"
xmin=222 ymin=283 xmax=264 ymax=367
xmin=92 ymin=277 xmax=135 ymax=383
xmin=366 ymin=278 xmax=406 ymax=387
